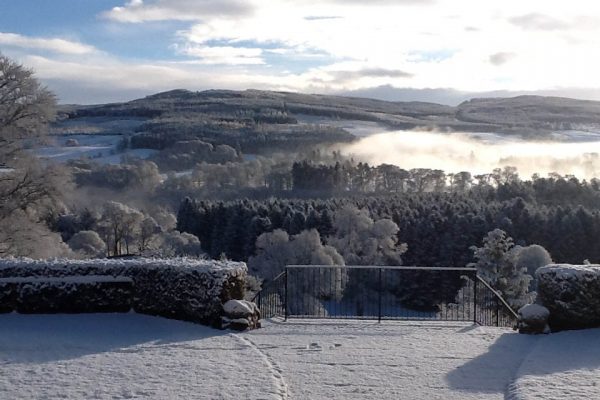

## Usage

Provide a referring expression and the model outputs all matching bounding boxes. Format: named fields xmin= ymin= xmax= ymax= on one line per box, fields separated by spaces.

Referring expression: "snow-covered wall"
xmin=0 ymin=258 xmax=247 ymax=326
xmin=536 ymin=264 xmax=600 ymax=330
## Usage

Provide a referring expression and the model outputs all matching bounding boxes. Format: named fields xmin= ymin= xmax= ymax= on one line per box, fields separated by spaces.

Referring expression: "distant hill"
xmin=57 ymin=89 xmax=600 ymax=145
xmin=456 ymin=96 xmax=600 ymax=132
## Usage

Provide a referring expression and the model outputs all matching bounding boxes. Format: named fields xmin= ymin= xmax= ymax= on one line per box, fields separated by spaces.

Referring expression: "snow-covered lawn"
xmin=0 ymin=314 xmax=597 ymax=399
xmin=245 ymin=320 xmax=534 ymax=400
xmin=0 ymin=314 xmax=277 ymax=400
xmin=508 ymin=328 xmax=600 ymax=400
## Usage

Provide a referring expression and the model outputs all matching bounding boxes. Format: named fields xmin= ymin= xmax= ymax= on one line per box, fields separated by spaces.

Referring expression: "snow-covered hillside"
xmin=1 ymin=313 xmax=597 ymax=399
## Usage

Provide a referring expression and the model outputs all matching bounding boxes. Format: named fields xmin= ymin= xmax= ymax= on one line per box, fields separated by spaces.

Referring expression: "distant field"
xmin=50 ymin=117 xmax=147 ymax=135
xmin=36 ymin=134 xmax=157 ymax=164
xmin=295 ymin=114 xmax=389 ymax=137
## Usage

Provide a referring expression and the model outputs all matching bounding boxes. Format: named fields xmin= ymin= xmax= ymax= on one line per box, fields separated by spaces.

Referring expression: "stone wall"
xmin=0 ymin=258 xmax=247 ymax=327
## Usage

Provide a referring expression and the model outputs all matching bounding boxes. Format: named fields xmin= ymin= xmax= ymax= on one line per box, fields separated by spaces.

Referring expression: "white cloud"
xmin=21 ymin=55 xmax=200 ymax=91
xmin=169 ymin=0 xmax=600 ymax=93
xmin=489 ymin=52 xmax=516 ymax=66
xmin=174 ymin=45 xmax=264 ymax=65
xmin=508 ymin=13 xmax=569 ymax=31
xmin=102 ymin=0 xmax=253 ymax=23
xmin=0 ymin=32 xmax=97 ymax=55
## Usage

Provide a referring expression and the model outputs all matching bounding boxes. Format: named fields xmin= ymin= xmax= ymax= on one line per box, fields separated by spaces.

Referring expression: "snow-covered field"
xmin=50 ymin=117 xmax=146 ymax=136
xmin=0 ymin=314 xmax=597 ymax=399
xmin=36 ymin=134 xmax=157 ymax=164
xmin=295 ymin=114 xmax=389 ymax=137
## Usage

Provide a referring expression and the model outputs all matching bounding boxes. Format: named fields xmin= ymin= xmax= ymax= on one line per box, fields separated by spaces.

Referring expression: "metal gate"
xmin=253 ymin=265 xmax=519 ymax=328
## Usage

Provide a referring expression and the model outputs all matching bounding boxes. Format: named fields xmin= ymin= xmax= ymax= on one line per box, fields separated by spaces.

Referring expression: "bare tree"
xmin=97 ymin=201 xmax=144 ymax=256
xmin=138 ymin=216 xmax=161 ymax=253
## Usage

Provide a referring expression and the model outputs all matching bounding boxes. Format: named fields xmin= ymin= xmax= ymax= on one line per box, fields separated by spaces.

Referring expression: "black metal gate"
xmin=253 ymin=265 xmax=519 ymax=328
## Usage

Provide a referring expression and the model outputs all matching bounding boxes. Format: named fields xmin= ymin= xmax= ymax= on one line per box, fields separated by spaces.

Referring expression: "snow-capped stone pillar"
xmin=517 ymin=304 xmax=550 ymax=334
xmin=221 ymin=299 xmax=261 ymax=331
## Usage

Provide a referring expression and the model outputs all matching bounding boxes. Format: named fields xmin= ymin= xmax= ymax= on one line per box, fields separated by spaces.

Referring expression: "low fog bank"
xmin=341 ymin=130 xmax=600 ymax=179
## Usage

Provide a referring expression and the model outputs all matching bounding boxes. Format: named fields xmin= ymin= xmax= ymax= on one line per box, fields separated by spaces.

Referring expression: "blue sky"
xmin=0 ymin=1 xmax=193 ymax=61
xmin=2 ymin=0 xmax=600 ymax=104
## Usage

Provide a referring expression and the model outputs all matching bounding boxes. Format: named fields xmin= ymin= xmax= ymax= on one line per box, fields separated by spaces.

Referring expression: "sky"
xmin=2 ymin=0 xmax=600 ymax=104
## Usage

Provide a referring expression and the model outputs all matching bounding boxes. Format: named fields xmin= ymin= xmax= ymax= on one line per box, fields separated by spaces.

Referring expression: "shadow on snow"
xmin=0 ymin=313 xmax=226 ymax=364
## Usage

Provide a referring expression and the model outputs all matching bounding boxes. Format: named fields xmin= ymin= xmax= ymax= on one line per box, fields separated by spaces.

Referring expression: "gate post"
xmin=284 ymin=268 xmax=288 ymax=321
xmin=473 ymin=274 xmax=478 ymax=324
xmin=378 ymin=268 xmax=382 ymax=323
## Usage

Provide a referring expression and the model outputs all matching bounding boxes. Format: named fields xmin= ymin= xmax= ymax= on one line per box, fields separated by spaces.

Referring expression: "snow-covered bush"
xmin=5 ymin=276 xmax=133 ymax=313
xmin=537 ymin=264 xmax=600 ymax=330
xmin=0 ymin=258 xmax=247 ymax=326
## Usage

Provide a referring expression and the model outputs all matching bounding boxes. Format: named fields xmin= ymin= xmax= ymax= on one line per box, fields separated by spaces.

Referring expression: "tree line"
xmin=177 ymin=191 xmax=600 ymax=268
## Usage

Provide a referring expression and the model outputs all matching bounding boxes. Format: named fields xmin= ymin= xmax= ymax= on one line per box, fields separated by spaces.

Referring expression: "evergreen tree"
xmin=469 ymin=229 xmax=534 ymax=308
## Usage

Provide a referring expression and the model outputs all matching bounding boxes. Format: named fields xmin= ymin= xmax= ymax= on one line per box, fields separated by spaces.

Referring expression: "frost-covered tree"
xmin=138 ymin=216 xmax=162 ymax=253
xmin=68 ymin=230 xmax=106 ymax=257
xmin=249 ymin=228 xmax=345 ymax=316
xmin=248 ymin=229 xmax=290 ymax=280
xmin=249 ymin=229 xmax=345 ymax=300
xmin=97 ymin=201 xmax=144 ymax=256
xmin=158 ymin=230 xmax=204 ymax=257
xmin=152 ymin=208 xmax=177 ymax=231
xmin=0 ymin=54 xmax=72 ymax=258
xmin=469 ymin=229 xmax=534 ymax=308
xmin=249 ymin=229 xmax=344 ymax=279
xmin=0 ymin=53 xmax=55 ymax=161
xmin=328 ymin=205 xmax=407 ymax=266
xmin=515 ymin=244 xmax=552 ymax=290
xmin=289 ymin=229 xmax=345 ymax=267
xmin=326 ymin=206 xmax=407 ymax=308
xmin=0 ymin=209 xmax=72 ymax=258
